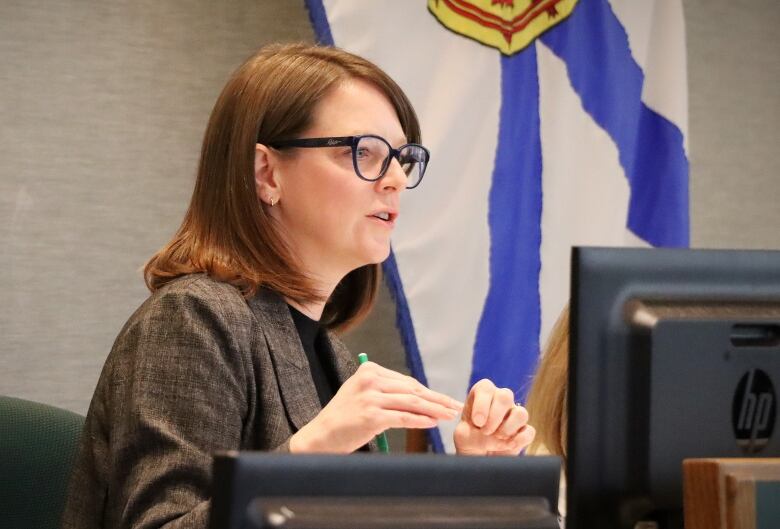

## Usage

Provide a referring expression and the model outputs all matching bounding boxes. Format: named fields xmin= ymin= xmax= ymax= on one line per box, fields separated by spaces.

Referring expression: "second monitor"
xmin=567 ymin=246 xmax=780 ymax=529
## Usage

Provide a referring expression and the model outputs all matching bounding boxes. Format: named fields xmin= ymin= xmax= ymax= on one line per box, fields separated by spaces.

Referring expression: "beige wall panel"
xmin=0 ymin=0 xmax=313 ymax=411
xmin=686 ymin=0 xmax=780 ymax=249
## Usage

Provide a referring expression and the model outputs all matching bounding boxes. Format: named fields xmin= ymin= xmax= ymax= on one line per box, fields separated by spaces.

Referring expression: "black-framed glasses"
xmin=268 ymin=135 xmax=430 ymax=189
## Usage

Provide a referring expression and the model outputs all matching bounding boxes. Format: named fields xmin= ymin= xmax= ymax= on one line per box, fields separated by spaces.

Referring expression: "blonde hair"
xmin=526 ymin=304 xmax=570 ymax=460
xmin=144 ymin=43 xmax=421 ymax=331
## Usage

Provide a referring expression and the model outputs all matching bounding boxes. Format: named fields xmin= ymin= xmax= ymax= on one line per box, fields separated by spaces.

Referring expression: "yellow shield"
xmin=428 ymin=0 xmax=579 ymax=55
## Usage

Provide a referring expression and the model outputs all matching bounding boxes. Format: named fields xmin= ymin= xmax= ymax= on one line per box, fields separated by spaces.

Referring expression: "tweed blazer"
xmin=61 ymin=274 xmax=371 ymax=529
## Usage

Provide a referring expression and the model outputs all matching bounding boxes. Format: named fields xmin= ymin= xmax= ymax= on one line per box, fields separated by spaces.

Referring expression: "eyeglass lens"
xmin=355 ymin=136 xmax=426 ymax=188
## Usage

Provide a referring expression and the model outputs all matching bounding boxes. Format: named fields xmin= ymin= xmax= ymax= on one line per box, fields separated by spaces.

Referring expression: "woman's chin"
xmin=375 ymin=244 xmax=392 ymax=263
xmin=361 ymin=243 xmax=392 ymax=266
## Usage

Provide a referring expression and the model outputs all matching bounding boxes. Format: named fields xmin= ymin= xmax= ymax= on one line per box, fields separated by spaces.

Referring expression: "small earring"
xmin=269 ymin=197 xmax=276 ymax=207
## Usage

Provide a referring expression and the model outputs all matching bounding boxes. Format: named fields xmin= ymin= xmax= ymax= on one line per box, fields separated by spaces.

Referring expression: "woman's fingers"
xmin=455 ymin=379 xmax=537 ymax=456
xmin=373 ymin=391 xmax=461 ymax=421
xmin=465 ymin=380 xmax=525 ymax=435
xmin=466 ymin=379 xmax=497 ymax=428
xmin=480 ymin=387 xmax=516 ymax=435
xmin=514 ymin=424 xmax=535 ymax=448
xmin=378 ymin=410 xmax=440 ymax=430
xmin=453 ymin=419 xmax=489 ymax=455
xmin=489 ymin=424 xmax=536 ymax=456
xmin=375 ymin=378 xmax=462 ymax=413
xmin=494 ymin=403 xmax=529 ymax=440
xmin=480 ymin=425 xmax=534 ymax=454
xmin=359 ymin=362 xmax=463 ymax=411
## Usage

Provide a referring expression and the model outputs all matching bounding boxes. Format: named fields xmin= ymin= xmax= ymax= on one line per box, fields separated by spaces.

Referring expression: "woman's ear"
xmin=255 ymin=144 xmax=282 ymax=206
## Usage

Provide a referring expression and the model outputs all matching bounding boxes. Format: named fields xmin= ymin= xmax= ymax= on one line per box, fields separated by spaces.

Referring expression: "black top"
xmin=288 ymin=305 xmax=337 ymax=407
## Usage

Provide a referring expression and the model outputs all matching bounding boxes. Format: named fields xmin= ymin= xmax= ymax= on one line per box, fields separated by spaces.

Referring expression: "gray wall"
xmin=0 ymin=0 xmax=314 ymax=411
xmin=686 ymin=0 xmax=780 ymax=249
xmin=1 ymin=0 xmax=778 ymax=439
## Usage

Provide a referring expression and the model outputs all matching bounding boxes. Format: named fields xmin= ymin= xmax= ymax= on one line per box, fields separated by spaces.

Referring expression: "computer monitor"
xmin=209 ymin=452 xmax=561 ymax=529
xmin=567 ymin=246 xmax=780 ymax=529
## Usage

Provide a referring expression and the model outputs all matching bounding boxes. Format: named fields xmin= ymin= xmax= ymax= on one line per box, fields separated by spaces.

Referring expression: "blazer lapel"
xmin=248 ymin=290 xmax=321 ymax=432
xmin=248 ymin=289 xmax=378 ymax=451
xmin=323 ymin=331 xmax=359 ymax=386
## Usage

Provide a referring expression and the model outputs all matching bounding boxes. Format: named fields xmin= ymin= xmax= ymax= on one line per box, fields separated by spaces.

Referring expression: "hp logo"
xmin=732 ymin=369 xmax=776 ymax=453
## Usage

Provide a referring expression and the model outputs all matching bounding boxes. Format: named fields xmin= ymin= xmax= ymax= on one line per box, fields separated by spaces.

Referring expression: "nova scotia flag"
xmin=307 ymin=0 xmax=689 ymax=452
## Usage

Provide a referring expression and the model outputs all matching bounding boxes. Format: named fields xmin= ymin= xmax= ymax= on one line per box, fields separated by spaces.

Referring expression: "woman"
xmin=526 ymin=304 xmax=569 ymax=461
xmin=526 ymin=304 xmax=570 ymax=518
xmin=61 ymin=43 xmax=534 ymax=529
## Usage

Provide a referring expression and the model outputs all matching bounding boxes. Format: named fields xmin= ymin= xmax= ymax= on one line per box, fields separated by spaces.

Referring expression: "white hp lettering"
xmin=737 ymin=369 xmax=773 ymax=432
xmin=740 ymin=391 xmax=772 ymax=431
xmin=754 ymin=393 xmax=772 ymax=431
xmin=738 ymin=370 xmax=757 ymax=430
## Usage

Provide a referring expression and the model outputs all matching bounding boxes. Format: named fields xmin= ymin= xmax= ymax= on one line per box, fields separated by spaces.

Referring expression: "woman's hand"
xmin=454 ymin=379 xmax=535 ymax=456
xmin=289 ymin=361 xmax=463 ymax=453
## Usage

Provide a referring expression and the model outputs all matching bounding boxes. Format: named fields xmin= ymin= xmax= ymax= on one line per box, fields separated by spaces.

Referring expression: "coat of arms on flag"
xmin=428 ymin=0 xmax=579 ymax=54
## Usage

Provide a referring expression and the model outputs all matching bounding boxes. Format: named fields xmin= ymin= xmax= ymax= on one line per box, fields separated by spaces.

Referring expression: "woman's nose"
xmin=379 ymin=157 xmax=407 ymax=192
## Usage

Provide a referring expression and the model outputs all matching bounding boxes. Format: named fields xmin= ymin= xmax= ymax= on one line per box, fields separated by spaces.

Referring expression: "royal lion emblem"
xmin=428 ymin=0 xmax=579 ymax=55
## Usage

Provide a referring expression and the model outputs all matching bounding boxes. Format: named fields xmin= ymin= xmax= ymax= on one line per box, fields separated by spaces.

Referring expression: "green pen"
xmin=357 ymin=352 xmax=390 ymax=453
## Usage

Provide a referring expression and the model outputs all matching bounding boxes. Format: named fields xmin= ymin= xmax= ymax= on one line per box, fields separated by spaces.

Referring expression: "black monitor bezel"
xmin=567 ymin=246 xmax=780 ymax=529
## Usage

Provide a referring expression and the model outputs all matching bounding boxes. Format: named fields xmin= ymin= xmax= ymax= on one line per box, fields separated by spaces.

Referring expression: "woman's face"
xmin=268 ymin=78 xmax=408 ymax=284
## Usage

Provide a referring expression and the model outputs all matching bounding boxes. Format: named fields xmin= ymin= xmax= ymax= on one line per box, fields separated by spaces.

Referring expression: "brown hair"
xmin=144 ymin=43 xmax=421 ymax=331
xmin=526 ymin=304 xmax=570 ymax=461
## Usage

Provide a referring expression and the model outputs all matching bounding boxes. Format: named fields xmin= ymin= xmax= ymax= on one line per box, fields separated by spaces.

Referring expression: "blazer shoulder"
xmin=109 ymin=274 xmax=258 ymax=365
xmin=140 ymin=273 xmax=251 ymax=321
xmin=158 ymin=273 xmax=246 ymax=303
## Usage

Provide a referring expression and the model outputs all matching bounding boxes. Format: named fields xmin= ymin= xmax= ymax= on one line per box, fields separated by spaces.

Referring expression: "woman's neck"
xmin=285 ymin=269 xmax=343 ymax=321
xmin=286 ymin=297 xmax=325 ymax=321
